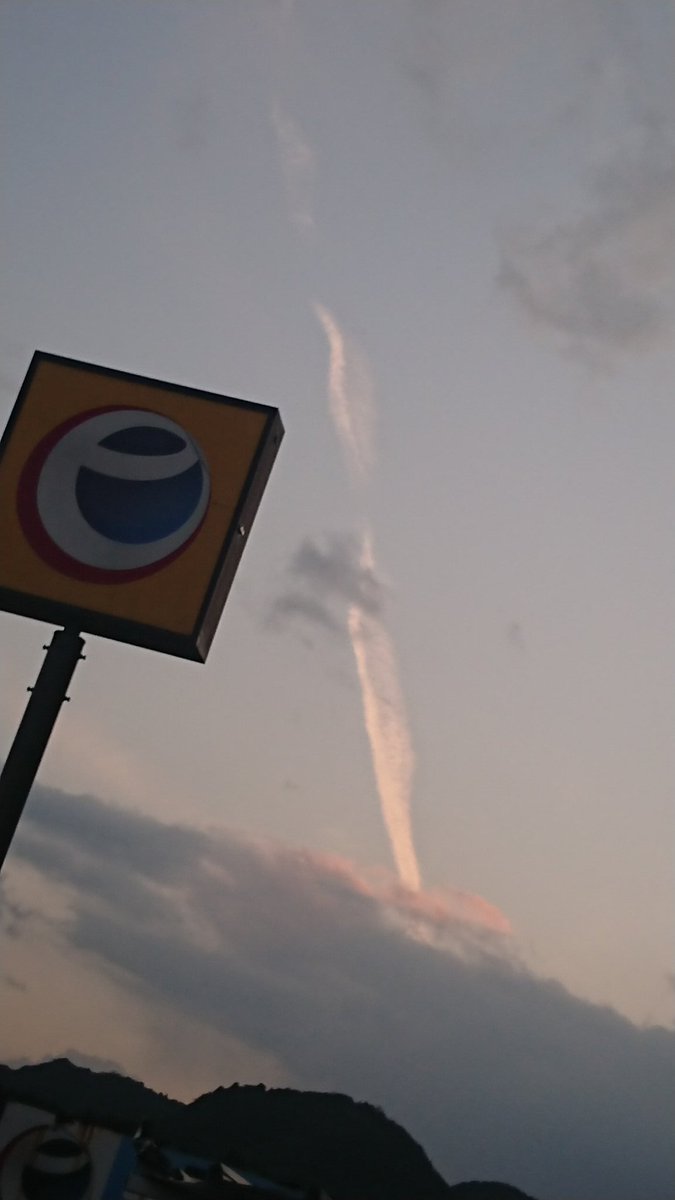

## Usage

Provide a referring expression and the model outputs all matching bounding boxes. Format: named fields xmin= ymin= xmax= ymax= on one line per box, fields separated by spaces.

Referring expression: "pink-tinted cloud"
xmin=6 ymin=784 xmax=674 ymax=1200
xmin=348 ymin=597 xmax=420 ymax=893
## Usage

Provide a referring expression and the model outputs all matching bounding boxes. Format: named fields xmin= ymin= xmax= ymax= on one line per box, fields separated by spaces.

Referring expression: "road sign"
xmin=0 ymin=352 xmax=283 ymax=661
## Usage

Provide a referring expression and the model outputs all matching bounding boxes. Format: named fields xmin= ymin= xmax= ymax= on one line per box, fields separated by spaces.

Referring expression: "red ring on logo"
xmin=17 ymin=408 xmax=208 ymax=583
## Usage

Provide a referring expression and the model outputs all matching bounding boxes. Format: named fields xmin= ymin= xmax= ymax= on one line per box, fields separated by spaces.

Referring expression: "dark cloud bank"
xmin=5 ymin=784 xmax=674 ymax=1200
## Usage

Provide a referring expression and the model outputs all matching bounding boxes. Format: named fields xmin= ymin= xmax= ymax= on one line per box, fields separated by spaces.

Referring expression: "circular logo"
xmin=17 ymin=408 xmax=211 ymax=582
xmin=22 ymin=1132 xmax=92 ymax=1200
xmin=0 ymin=1127 xmax=92 ymax=1200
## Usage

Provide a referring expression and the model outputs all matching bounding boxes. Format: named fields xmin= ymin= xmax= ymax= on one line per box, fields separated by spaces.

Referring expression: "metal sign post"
xmin=0 ymin=627 xmax=84 ymax=873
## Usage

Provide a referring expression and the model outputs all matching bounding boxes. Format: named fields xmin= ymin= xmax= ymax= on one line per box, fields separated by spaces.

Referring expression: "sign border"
xmin=0 ymin=352 xmax=284 ymax=661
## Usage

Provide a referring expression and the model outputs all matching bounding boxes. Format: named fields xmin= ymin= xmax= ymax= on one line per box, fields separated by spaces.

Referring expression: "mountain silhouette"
xmin=0 ymin=1060 xmax=536 ymax=1200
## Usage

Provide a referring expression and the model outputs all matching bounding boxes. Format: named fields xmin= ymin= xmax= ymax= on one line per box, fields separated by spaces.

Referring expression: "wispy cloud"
xmin=268 ymin=533 xmax=382 ymax=634
xmin=271 ymin=102 xmax=316 ymax=236
xmin=0 ymin=879 xmax=35 ymax=939
xmin=311 ymin=307 xmax=420 ymax=891
xmin=271 ymin=24 xmax=421 ymax=894
xmin=314 ymin=303 xmax=376 ymax=484
xmin=267 ymin=592 xmax=341 ymax=634
xmin=292 ymin=535 xmax=382 ymax=613
xmin=348 ymin=533 xmax=420 ymax=894
xmin=494 ymin=70 xmax=672 ymax=364
xmin=499 ymin=123 xmax=675 ymax=363
xmin=397 ymin=2 xmax=675 ymax=365
xmin=267 ymin=530 xmax=422 ymax=894
xmin=4 ymin=784 xmax=674 ymax=1200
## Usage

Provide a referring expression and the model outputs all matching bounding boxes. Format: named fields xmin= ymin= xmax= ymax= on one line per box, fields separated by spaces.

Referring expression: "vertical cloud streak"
xmin=271 ymin=102 xmax=316 ymax=236
xmin=314 ymin=302 xmax=376 ymax=484
xmin=347 ymin=531 xmax=421 ymax=894
xmin=314 ymin=301 xmax=421 ymax=891
xmin=348 ymin=595 xmax=420 ymax=893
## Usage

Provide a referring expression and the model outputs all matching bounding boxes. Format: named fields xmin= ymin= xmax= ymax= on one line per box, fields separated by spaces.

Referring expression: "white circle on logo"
xmin=21 ymin=408 xmax=211 ymax=579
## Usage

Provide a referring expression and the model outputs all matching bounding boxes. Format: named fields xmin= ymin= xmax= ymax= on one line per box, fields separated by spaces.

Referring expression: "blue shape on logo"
xmin=100 ymin=426 xmax=186 ymax=456
xmin=76 ymin=459 xmax=204 ymax=544
xmin=22 ymin=1138 xmax=91 ymax=1200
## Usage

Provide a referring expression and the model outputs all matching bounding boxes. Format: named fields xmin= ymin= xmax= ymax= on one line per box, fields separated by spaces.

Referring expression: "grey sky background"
xmin=1 ymin=3 xmax=674 ymax=1198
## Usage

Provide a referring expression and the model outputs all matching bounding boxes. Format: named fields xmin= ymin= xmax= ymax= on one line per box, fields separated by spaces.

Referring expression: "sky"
xmin=0 ymin=2 xmax=673 ymax=1198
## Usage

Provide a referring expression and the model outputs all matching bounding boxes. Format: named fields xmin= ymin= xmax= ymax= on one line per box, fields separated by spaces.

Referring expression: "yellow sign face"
xmin=0 ymin=353 xmax=283 ymax=660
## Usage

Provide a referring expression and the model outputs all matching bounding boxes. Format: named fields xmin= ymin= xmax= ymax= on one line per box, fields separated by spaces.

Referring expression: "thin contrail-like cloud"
xmin=348 ymin=585 xmax=420 ymax=893
xmin=271 ymin=102 xmax=316 ymax=236
xmin=267 ymin=0 xmax=315 ymax=240
xmin=313 ymin=302 xmax=420 ymax=892
xmin=347 ymin=531 xmax=420 ymax=892
xmin=271 ymin=88 xmax=416 ymax=884
xmin=314 ymin=302 xmax=376 ymax=484
xmin=271 ymin=79 xmax=418 ymax=887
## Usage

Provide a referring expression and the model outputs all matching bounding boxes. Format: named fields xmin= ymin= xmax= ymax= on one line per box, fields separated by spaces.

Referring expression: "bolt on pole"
xmin=0 ymin=626 xmax=85 ymax=875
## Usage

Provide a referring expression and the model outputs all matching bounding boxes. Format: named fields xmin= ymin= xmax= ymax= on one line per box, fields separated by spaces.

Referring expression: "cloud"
xmin=348 ymin=534 xmax=420 ymax=893
xmin=312 ymin=304 xmax=420 ymax=892
xmin=266 ymin=592 xmax=341 ymax=634
xmin=272 ymin=103 xmax=316 ymax=236
xmin=292 ymin=535 xmax=383 ymax=613
xmin=6 ymin=784 xmax=674 ymax=1200
xmin=498 ymin=119 xmax=675 ymax=363
xmin=314 ymin=304 xmax=376 ymax=484
xmin=267 ymin=532 xmax=422 ymax=893
xmin=269 ymin=530 xmax=421 ymax=894
xmin=2 ymin=975 xmax=27 ymax=993
xmin=268 ymin=534 xmax=383 ymax=633
xmin=398 ymin=2 xmax=675 ymax=364
xmin=0 ymin=878 xmax=35 ymax=938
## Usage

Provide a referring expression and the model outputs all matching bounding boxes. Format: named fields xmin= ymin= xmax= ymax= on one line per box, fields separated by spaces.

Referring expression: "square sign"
xmin=0 ymin=352 xmax=283 ymax=661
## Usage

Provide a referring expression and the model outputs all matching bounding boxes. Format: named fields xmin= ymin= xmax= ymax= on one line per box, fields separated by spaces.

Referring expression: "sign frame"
xmin=0 ymin=352 xmax=284 ymax=662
